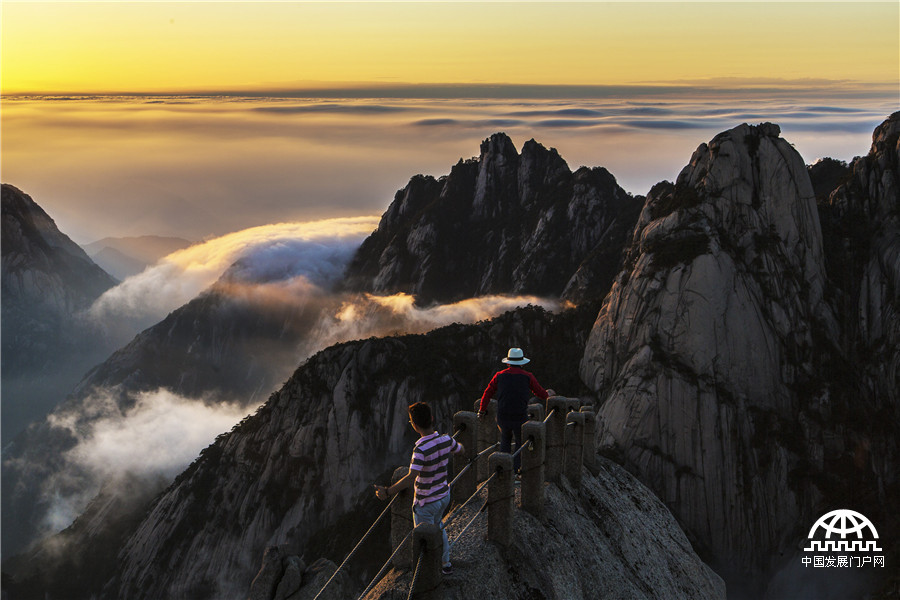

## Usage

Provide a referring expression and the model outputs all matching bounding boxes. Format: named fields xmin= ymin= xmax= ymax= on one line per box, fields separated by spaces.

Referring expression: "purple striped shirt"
xmin=409 ymin=432 xmax=461 ymax=506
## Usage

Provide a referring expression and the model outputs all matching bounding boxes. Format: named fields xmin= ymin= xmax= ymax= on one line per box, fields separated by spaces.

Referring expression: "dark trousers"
xmin=498 ymin=418 xmax=526 ymax=472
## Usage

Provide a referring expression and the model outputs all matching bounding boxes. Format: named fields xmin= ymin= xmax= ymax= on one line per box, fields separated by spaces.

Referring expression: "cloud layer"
xmin=300 ymin=292 xmax=566 ymax=360
xmin=3 ymin=94 xmax=893 ymax=243
xmin=88 ymin=217 xmax=379 ymax=332
xmin=42 ymin=388 xmax=248 ymax=532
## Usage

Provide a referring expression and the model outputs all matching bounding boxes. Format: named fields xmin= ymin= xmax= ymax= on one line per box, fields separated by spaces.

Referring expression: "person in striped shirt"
xmin=374 ymin=401 xmax=463 ymax=575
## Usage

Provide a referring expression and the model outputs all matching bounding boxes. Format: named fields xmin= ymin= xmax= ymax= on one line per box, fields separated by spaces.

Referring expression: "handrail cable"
xmin=313 ymin=493 xmax=399 ymax=600
xmin=511 ymin=438 xmax=533 ymax=460
xmin=542 ymin=407 xmax=556 ymax=424
xmin=448 ymin=496 xmax=490 ymax=551
xmin=335 ymin=426 xmax=501 ymax=599
xmin=476 ymin=442 xmax=500 ymax=460
xmin=450 ymin=442 xmax=498 ymax=488
xmin=449 ymin=462 xmax=471 ymax=488
xmin=448 ymin=472 xmax=497 ymax=550
xmin=406 ymin=549 xmax=424 ymax=600
xmin=355 ymin=530 xmax=412 ymax=600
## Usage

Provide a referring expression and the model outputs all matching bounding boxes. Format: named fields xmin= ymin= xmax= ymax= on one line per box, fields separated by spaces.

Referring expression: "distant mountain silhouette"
xmin=83 ymin=236 xmax=193 ymax=280
xmin=1 ymin=184 xmax=117 ymax=439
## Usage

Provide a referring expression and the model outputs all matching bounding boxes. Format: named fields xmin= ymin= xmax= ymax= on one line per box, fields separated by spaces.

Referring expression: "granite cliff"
xmin=580 ymin=115 xmax=899 ymax=596
xmin=1 ymin=185 xmax=120 ymax=556
xmin=342 ymin=133 xmax=642 ymax=304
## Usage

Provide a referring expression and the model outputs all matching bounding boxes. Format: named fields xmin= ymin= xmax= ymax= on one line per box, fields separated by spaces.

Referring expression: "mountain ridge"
xmin=341 ymin=132 xmax=642 ymax=304
xmin=83 ymin=235 xmax=193 ymax=280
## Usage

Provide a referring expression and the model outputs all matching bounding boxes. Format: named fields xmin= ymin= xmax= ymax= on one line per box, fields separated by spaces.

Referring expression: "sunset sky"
xmin=3 ymin=2 xmax=897 ymax=94
xmin=1 ymin=2 xmax=897 ymax=244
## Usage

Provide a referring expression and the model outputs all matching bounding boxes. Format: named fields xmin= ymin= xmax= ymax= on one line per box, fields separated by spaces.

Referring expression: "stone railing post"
xmin=390 ymin=466 xmax=413 ymax=568
xmin=411 ymin=523 xmax=443 ymax=594
xmin=520 ymin=421 xmax=545 ymax=517
xmin=487 ymin=452 xmax=514 ymax=547
xmin=544 ymin=396 xmax=569 ymax=483
xmin=564 ymin=412 xmax=586 ymax=489
xmin=473 ymin=398 xmax=498 ymax=481
xmin=579 ymin=407 xmax=598 ymax=475
xmin=451 ymin=411 xmax=478 ymax=504
xmin=527 ymin=402 xmax=545 ymax=422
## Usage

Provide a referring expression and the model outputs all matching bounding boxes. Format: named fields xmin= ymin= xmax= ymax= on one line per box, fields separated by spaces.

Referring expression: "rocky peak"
xmin=1 ymin=184 xmax=118 ymax=440
xmin=472 ymin=132 xmax=520 ymax=219
xmin=820 ymin=112 xmax=899 ymax=370
xmin=2 ymin=184 xmax=116 ymax=312
xmin=807 ymin=158 xmax=852 ymax=204
xmin=870 ymin=111 xmax=899 ymax=155
xmin=377 ymin=174 xmax=443 ymax=233
xmin=580 ymin=121 xmax=842 ymax=590
xmin=518 ymin=138 xmax=571 ymax=207
xmin=342 ymin=133 xmax=641 ymax=304
xmin=663 ymin=121 xmax=826 ymax=307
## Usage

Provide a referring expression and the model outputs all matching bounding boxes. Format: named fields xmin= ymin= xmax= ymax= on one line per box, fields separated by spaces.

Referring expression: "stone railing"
xmin=395 ymin=395 xmax=596 ymax=596
xmin=252 ymin=395 xmax=597 ymax=600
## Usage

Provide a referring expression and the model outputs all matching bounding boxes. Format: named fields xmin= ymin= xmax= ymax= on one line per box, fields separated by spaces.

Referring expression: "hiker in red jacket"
xmin=478 ymin=348 xmax=554 ymax=472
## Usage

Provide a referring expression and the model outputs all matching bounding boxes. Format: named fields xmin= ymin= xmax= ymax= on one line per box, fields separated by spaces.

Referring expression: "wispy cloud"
xmin=3 ymin=94 xmax=894 ymax=244
xmin=253 ymin=103 xmax=414 ymax=115
xmin=620 ymin=120 xmax=712 ymax=130
xmin=411 ymin=117 xmax=526 ymax=128
xmin=301 ymin=292 xmax=566 ymax=359
xmin=88 ymin=217 xmax=379 ymax=332
xmin=40 ymin=388 xmax=249 ymax=532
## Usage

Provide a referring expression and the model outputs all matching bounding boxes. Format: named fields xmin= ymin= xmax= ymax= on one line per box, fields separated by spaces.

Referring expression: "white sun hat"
xmin=501 ymin=347 xmax=530 ymax=365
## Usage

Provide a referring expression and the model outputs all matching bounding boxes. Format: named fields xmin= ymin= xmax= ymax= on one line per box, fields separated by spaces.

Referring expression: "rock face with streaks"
xmin=84 ymin=306 xmax=591 ymax=599
xmin=580 ymin=117 xmax=900 ymax=594
xmin=342 ymin=133 xmax=642 ymax=304
xmin=820 ymin=113 xmax=900 ymax=411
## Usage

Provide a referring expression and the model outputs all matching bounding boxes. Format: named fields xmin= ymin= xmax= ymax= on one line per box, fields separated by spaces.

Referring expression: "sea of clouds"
xmin=4 ymin=91 xmax=895 ymax=244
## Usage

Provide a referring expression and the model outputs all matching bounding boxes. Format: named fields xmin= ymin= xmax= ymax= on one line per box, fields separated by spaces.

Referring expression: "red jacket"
xmin=479 ymin=366 xmax=549 ymax=421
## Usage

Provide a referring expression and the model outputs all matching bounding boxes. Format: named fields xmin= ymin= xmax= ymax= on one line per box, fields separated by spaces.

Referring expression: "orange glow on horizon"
xmin=1 ymin=2 xmax=897 ymax=95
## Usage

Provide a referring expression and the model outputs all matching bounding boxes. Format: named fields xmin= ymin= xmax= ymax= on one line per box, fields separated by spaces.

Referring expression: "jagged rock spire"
xmin=342 ymin=133 xmax=641 ymax=304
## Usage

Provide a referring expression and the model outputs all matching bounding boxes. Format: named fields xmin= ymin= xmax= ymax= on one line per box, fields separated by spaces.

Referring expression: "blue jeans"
xmin=498 ymin=418 xmax=526 ymax=472
xmin=412 ymin=493 xmax=451 ymax=566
